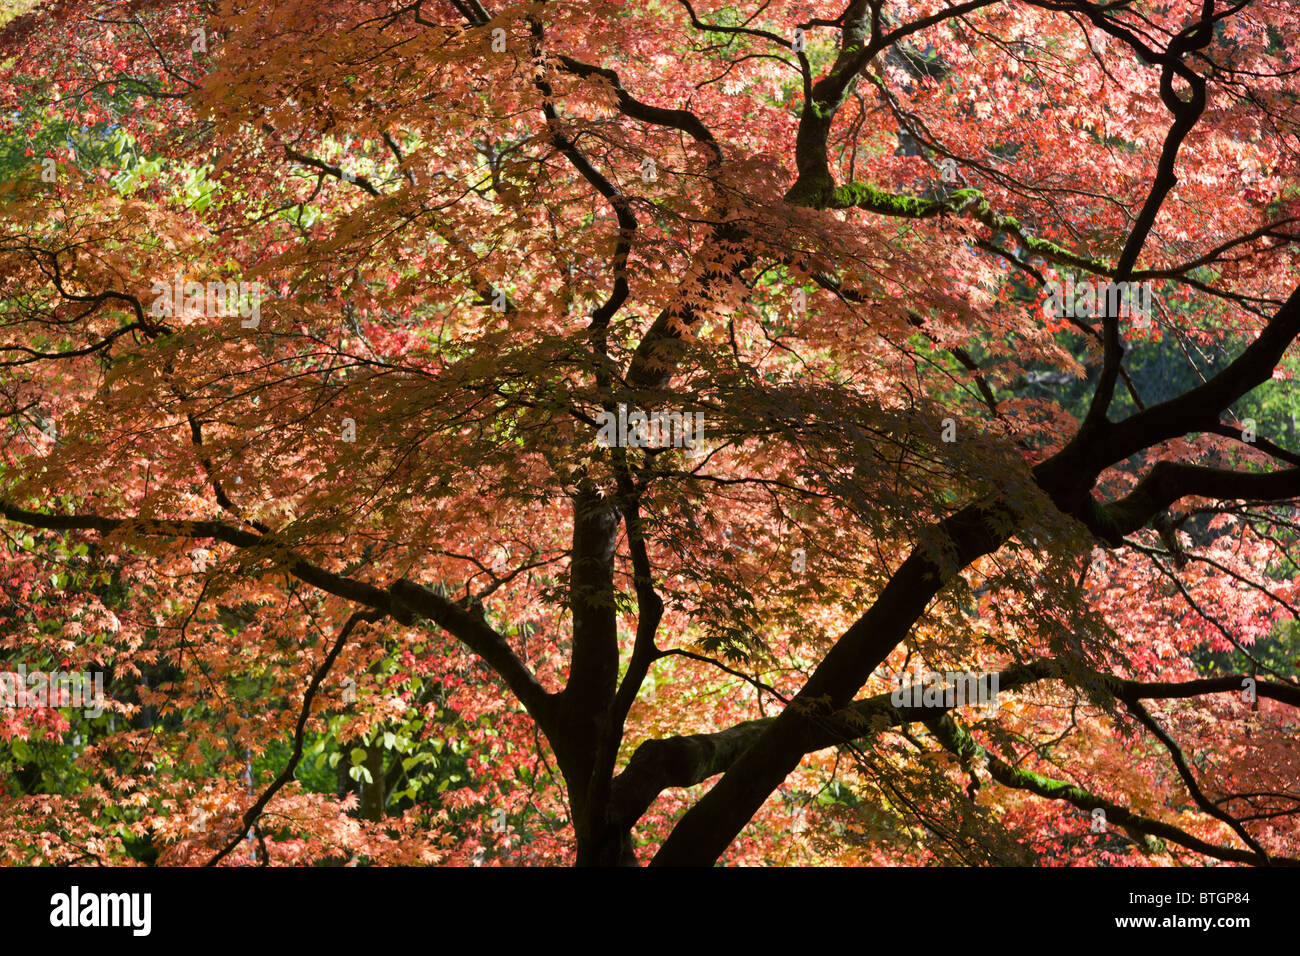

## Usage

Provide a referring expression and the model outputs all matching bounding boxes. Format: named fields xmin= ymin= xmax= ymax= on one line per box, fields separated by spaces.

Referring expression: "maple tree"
xmin=1 ymin=0 xmax=1299 ymax=867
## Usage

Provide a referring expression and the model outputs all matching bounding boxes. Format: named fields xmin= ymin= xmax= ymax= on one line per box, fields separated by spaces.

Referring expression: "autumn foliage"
xmin=1 ymin=0 xmax=1299 ymax=866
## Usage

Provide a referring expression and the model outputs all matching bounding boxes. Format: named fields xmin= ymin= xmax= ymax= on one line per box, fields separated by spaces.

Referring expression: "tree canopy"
xmin=1 ymin=0 xmax=1299 ymax=867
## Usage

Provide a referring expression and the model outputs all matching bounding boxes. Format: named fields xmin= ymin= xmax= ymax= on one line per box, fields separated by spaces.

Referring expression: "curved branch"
xmin=0 ymin=500 xmax=556 ymax=722
xmin=205 ymin=608 xmax=385 ymax=866
xmin=925 ymin=711 xmax=1294 ymax=866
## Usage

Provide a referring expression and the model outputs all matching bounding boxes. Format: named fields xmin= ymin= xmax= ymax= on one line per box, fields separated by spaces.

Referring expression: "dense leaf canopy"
xmin=0 ymin=0 xmax=1298 ymax=866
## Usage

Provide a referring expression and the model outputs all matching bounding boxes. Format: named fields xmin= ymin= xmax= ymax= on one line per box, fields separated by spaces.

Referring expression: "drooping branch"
xmin=0 ymin=500 xmax=556 ymax=723
xmin=205 ymin=608 xmax=385 ymax=866
xmin=1120 ymin=696 xmax=1269 ymax=860
xmin=924 ymin=712 xmax=1295 ymax=866
xmin=616 ymin=661 xmax=1300 ymax=863
xmin=389 ymin=578 xmax=554 ymax=722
